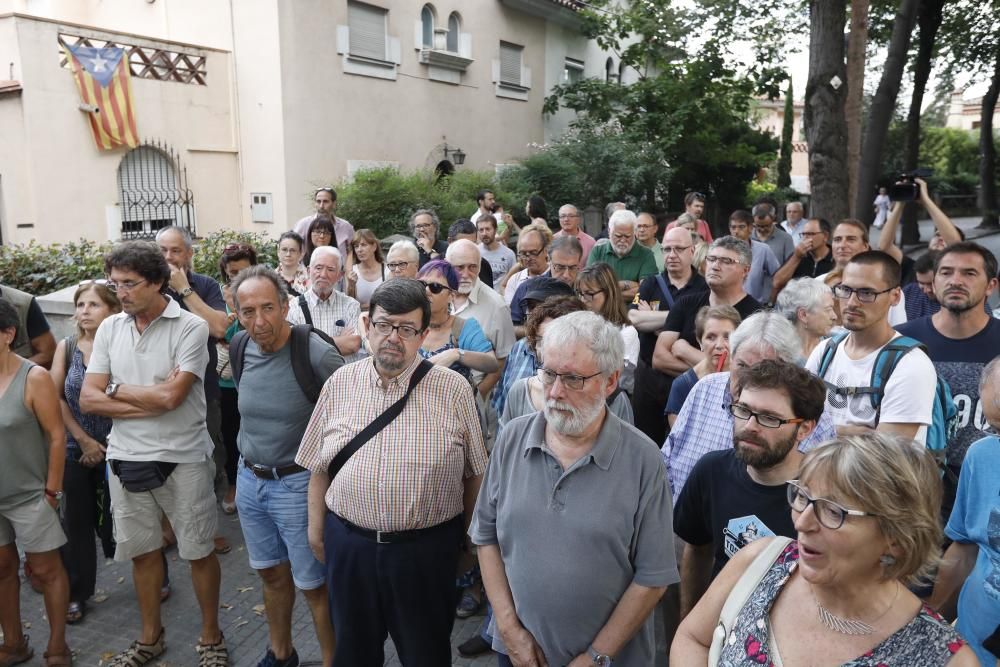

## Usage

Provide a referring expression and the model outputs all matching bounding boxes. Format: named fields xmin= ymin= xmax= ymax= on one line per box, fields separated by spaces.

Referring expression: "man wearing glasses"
xmin=751 ymin=203 xmax=795 ymax=264
xmin=409 ymin=209 xmax=449 ymax=268
xmin=672 ymin=359 xmax=825 ymax=618
xmin=553 ymin=204 xmax=595 ymax=270
xmin=297 ymin=279 xmax=486 ymax=666
xmin=806 ymin=251 xmax=936 ymax=443
xmin=503 ymin=224 xmax=551 ymax=305
xmin=471 ymin=311 xmax=676 ymax=667
xmin=629 ymin=227 xmax=707 ymax=446
xmin=635 ymin=212 xmax=664 ymax=271
xmin=771 ymin=217 xmax=835 ymax=296
xmin=293 ymin=187 xmax=354 ymax=259
xmin=586 ymin=209 xmax=658 ymax=300
xmin=507 ymin=235 xmax=584 ymax=337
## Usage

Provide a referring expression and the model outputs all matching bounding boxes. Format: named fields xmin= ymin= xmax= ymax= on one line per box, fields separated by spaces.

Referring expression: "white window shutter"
xmin=414 ymin=20 xmax=423 ymax=50
xmin=336 ymin=25 xmax=350 ymax=55
xmin=499 ymin=42 xmax=522 ymax=86
xmin=348 ymin=2 xmax=387 ymax=60
xmin=459 ymin=32 xmax=472 ymax=59
xmin=389 ymin=37 xmax=401 ymax=65
xmin=492 ymin=59 xmax=500 ymax=82
xmin=521 ymin=65 xmax=531 ymax=89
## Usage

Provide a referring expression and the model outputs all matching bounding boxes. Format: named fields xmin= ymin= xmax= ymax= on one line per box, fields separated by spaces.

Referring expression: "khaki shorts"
xmin=108 ymin=459 xmax=218 ymax=562
xmin=0 ymin=494 xmax=67 ymax=553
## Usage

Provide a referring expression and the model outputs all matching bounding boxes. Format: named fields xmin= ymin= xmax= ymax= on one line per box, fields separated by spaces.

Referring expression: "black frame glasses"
xmin=832 ymin=284 xmax=897 ymax=303
xmin=536 ymin=367 xmax=602 ymax=391
xmin=105 ymin=279 xmax=147 ymax=294
xmin=728 ymin=403 xmax=805 ymax=429
xmin=517 ymin=248 xmax=544 ymax=259
xmin=370 ymin=320 xmax=422 ymax=339
xmin=420 ymin=281 xmax=451 ymax=295
xmin=386 ymin=261 xmax=412 ymax=271
xmin=786 ymin=480 xmax=875 ymax=530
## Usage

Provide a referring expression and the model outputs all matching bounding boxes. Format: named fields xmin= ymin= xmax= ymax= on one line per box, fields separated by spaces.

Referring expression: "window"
xmin=605 ymin=57 xmax=617 ymax=83
xmin=447 ymin=13 xmax=460 ymax=53
xmin=618 ymin=60 xmax=627 ymax=85
xmin=420 ymin=5 xmax=434 ymax=48
xmin=564 ymin=57 xmax=584 ymax=84
xmin=500 ymin=42 xmax=523 ymax=86
xmin=348 ymin=1 xmax=387 ymax=61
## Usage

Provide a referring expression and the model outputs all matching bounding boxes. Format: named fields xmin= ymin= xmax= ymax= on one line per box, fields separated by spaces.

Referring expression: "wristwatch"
xmin=457 ymin=348 xmax=465 ymax=364
xmin=179 ymin=286 xmax=194 ymax=298
xmin=588 ymin=646 xmax=612 ymax=666
xmin=105 ymin=382 xmax=120 ymax=397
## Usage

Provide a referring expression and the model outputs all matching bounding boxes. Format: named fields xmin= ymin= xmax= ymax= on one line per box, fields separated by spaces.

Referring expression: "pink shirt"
xmin=665 ymin=218 xmax=713 ymax=243
xmin=553 ymin=229 xmax=596 ymax=269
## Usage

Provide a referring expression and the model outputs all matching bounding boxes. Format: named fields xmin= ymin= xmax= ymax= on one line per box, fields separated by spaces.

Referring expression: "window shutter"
xmin=349 ymin=2 xmax=387 ymax=60
xmin=499 ymin=42 xmax=522 ymax=86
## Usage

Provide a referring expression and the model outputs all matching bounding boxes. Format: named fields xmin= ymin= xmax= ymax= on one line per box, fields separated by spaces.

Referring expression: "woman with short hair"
xmin=276 ymin=231 xmax=309 ymax=296
xmin=574 ymin=263 xmax=639 ymax=395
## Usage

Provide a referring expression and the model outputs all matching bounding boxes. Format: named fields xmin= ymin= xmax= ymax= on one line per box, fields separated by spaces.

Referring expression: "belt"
xmin=334 ymin=513 xmax=461 ymax=545
xmin=243 ymin=459 xmax=306 ymax=480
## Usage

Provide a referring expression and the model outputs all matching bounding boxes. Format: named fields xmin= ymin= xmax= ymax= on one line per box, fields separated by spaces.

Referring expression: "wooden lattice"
xmin=58 ymin=34 xmax=207 ymax=86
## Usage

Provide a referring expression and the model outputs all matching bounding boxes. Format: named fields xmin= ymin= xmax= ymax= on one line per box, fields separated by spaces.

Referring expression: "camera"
xmin=888 ymin=168 xmax=934 ymax=202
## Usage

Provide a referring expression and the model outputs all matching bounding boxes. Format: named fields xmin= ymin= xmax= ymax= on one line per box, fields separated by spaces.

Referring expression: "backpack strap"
xmin=815 ymin=331 xmax=849 ymax=382
xmin=298 ymin=294 xmax=313 ymax=327
xmin=654 ymin=274 xmax=675 ymax=309
xmin=228 ymin=330 xmax=250 ymax=388
xmin=868 ymin=335 xmax=924 ymax=422
xmin=290 ymin=324 xmax=323 ymax=403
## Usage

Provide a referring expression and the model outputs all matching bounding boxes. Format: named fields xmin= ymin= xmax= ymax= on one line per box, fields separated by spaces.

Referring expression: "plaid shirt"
xmin=662 ymin=372 xmax=837 ymax=500
xmin=296 ymin=355 xmax=487 ymax=531
xmin=491 ymin=338 xmax=537 ymax=417
xmin=287 ymin=288 xmax=364 ymax=363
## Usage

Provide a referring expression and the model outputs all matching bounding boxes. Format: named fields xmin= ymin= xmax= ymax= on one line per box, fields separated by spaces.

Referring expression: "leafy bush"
xmin=192 ymin=230 xmax=278 ymax=282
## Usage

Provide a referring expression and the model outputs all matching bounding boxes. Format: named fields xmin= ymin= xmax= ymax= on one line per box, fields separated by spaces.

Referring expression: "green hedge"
xmin=0 ymin=230 xmax=279 ymax=296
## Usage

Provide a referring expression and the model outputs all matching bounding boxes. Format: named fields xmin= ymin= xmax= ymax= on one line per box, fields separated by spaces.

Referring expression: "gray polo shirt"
xmin=470 ymin=410 xmax=678 ymax=665
xmin=88 ymin=296 xmax=212 ymax=462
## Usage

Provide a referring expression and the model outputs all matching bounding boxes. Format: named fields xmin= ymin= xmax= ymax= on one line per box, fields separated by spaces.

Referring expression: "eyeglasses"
xmin=536 ymin=367 xmax=602 ymax=391
xmin=420 ymin=281 xmax=451 ymax=295
xmin=800 ymin=230 xmax=825 ymax=238
xmin=78 ymin=279 xmax=109 ymax=287
xmin=576 ymin=289 xmax=602 ymax=301
xmin=662 ymin=245 xmax=692 ymax=254
xmin=786 ymin=480 xmax=875 ymax=530
xmin=106 ymin=279 xmax=147 ymax=294
xmin=706 ymin=255 xmax=742 ymax=267
xmin=414 ymin=223 xmax=435 ymax=230
xmin=314 ymin=187 xmax=335 ymax=196
xmin=311 ymin=229 xmax=333 ymax=237
xmin=387 ymin=261 xmax=412 ymax=271
xmin=370 ymin=320 xmax=422 ymax=339
xmin=517 ymin=248 xmax=544 ymax=259
xmin=832 ymin=284 xmax=896 ymax=303
xmin=729 ymin=402 xmax=805 ymax=429
xmin=550 ymin=263 xmax=578 ymax=274
xmin=224 ymin=243 xmax=254 ymax=253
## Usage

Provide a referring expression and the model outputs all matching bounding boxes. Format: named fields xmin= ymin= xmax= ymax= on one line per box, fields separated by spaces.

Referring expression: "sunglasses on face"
xmin=420 ymin=281 xmax=451 ymax=295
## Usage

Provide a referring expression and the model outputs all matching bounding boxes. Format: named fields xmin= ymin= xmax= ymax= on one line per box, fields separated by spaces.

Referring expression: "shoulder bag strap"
xmin=228 ymin=330 xmax=250 ymax=388
xmin=654 ymin=274 xmax=675 ymax=309
xmin=326 ymin=360 xmax=434 ymax=480
xmin=298 ymin=294 xmax=313 ymax=327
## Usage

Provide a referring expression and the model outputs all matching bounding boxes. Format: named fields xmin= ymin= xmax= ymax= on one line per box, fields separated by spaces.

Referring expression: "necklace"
xmin=811 ymin=581 xmax=900 ymax=636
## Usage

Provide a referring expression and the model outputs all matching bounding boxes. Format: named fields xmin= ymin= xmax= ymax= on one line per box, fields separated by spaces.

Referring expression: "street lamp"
xmin=443 ymin=143 xmax=466 ymax=166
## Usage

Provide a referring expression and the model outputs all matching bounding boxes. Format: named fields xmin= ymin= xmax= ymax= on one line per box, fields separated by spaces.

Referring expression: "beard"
xmin=544 ymin=394 xmax=606 ymax=436
xmin=375 ymin=342 xmax=408 ymax=373
xmin=732 ymin=427 xmax=799 ymax=470
xmin=942 ymin=290 xmax=976 ymax=314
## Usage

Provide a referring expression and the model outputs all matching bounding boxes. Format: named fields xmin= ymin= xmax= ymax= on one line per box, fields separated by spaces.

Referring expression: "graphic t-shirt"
xmin=895 ymin=316 xmax=1000 ymax=468
xmin=673 ymin=449 xmax=796 ymax=577
xmin=945 ymin=436 xmax=1000 ymax=667
xmin=805 ymin=333 xmax=936 ymax=444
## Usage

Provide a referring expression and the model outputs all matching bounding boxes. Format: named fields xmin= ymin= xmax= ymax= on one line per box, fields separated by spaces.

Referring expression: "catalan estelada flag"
xmin=63 ymin=43 xmax=139 ymax=151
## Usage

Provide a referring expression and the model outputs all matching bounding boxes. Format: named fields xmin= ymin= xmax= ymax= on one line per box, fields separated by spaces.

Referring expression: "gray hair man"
xmin=287 ymin=246 xmax=362 ymax=361
xmin=471 ymin=311 xmax=677 ymax=666
xmin=587 ymin=210 xmax=658 ymax=300
xmin=230 ymin=266 xmax=343 ymax=667
xmin=410 ymin=209 xmax=448 ymax=267
xmin=386 ymin=240 xmax=420 ymax=279
xmin=782 ymin=201 xmax=807 ymax=244
xmin=663 ymin=311 xmax=837 ymax=497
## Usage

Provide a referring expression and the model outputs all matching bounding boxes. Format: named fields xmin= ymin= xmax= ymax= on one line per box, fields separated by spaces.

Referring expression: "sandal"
xmin=213 ymin=536 xmax=232 ymax=555
xmin=195 ymin=633 xmax=228 ymax=667
xmin=0 ymin=634 xmax=33 ymax=667
xmin=107 ymin=628 xmax=165 ymax=667
xmin=43 ymin=648 xmax=73 ymax=666
xmin=66 ymin=601 xmax=85 ymax=624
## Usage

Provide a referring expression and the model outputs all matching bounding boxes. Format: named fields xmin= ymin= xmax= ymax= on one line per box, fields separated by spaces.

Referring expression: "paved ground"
xmin=13 ymin=510 xmax=495 ymax=666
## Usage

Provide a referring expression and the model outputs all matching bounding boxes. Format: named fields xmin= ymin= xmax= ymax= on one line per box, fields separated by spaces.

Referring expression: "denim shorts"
xmin=235 ymin=462 xmax=324 ymax=590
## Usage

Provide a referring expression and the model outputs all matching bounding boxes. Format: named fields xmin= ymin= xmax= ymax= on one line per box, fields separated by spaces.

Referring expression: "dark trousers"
xmin=60 ymin=452 xmax=107 ymax=603
xmin=631 ymin=359 xmax=674 ymax=446
xmin=324 ymin=512 xmax=463 ymax=667
xmin=219 ymin=386 xmax=241 ymax=486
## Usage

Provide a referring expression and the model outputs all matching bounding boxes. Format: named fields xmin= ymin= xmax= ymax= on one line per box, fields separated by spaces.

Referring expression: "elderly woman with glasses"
xmin=414 ymin=260 xmax=498 ymax=383
xmin=673 ymin=433 xmax=977 ymax=667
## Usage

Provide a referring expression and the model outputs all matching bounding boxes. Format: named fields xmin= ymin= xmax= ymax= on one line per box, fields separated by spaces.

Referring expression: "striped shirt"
xmin=296 ymin=355 xmax=487 ymax=531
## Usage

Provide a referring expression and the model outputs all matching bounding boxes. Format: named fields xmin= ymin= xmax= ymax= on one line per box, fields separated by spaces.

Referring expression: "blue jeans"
xmin=235 ymin=463 xmax=324 ymax=589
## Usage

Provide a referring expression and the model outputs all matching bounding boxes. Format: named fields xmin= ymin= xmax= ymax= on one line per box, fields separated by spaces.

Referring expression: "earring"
xmin=879 ymin=554 xmax=896 ymax=567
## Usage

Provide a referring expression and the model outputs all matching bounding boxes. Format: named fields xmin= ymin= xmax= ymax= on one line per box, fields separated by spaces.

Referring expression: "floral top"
xmin=280 ymin=264 xmax=309 ymax=297
xmin=63 ymin=345 xmax=112 ymax=451
xmin=718 ymin=541 xmax=966 ymax=667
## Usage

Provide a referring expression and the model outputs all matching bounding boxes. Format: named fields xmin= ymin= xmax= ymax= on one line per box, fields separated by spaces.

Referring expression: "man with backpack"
xmin=806 ymin=251 xmax=937 ymax=443
xmin=229 ymin=266 xmax=343 ymax=667
xmin=896 ymin=242 xmax=1000 ymax=512
xmin=287 ymin=246 xmax=363 ymax=363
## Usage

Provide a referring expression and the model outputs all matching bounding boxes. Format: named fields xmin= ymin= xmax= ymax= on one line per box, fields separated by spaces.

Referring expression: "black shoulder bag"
xmin=326 ymin=360 xmax=433 ymax=480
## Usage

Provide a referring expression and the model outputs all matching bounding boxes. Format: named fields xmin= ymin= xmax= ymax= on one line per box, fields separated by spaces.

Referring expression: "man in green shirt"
xmin=587 ymin=210 xmax=658 ymax=301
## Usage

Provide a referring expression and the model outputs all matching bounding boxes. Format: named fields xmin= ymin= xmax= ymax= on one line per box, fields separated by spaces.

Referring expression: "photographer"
xmin=877 ymin=177 xmax=963 ymax=285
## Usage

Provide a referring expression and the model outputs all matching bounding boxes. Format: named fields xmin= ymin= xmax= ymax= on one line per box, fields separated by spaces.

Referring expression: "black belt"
xmin=334 ymin=513 xmax=461 ymax=545
xmin=243 ymin=459 xmax=306 ymax=480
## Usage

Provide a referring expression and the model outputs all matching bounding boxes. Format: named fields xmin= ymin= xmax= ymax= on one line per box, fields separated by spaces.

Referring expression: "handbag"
xmin=326 ymin=360 xmax=433 ymax=480
xmin=110 ymin=460 xmax=178 ymax=493
xmin=708 ymin=536 xmax=793 ymax=665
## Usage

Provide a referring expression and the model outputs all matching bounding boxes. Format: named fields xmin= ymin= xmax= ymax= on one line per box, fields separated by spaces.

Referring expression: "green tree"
xmin=777 ymin=79 xmax=794 ymax=189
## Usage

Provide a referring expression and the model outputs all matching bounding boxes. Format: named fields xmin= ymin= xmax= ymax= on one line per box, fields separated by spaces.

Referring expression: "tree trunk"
xmin=853 ymin=0 xmax=920 ymax=221
xmin=901 ymin=0 xmax=944 ymax=244
xmin=978 ymin=49 xmax=1000 ymax=229
xmin=806 ymin=0 xmax=849 ymax=222
xmin=778 ymin=79 xmax=794 ymax=189
xmin=845 ymin=0 xmax=868 ymax=210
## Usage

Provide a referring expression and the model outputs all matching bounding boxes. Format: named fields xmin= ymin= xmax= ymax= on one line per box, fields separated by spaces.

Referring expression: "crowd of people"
xmin=0 ymin=183 xmax=998 ymax=667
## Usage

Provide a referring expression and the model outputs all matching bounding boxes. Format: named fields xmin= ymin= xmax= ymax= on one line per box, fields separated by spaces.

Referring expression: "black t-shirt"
xmin=673 ymin=449 xmax=796 ymax=577
xmin=417 ymin=239 xmax=450 ymax=268
xmin=167 ymin=271 xmax=226 ymax=401
xmin=791 ymin=246 xmax=835 ymax=279
xmin=633 ymin=272 xmax=708 ymax=364
xmin=662 ymin=292 xmax=762 ymax=348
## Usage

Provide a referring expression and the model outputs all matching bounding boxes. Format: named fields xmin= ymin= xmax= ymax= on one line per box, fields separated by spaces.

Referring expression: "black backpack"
xmin=229 ymin=324 xmax=340 ymax=404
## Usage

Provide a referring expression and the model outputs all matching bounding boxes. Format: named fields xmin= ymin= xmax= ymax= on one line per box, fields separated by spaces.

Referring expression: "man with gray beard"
xmin=471 ymin=311 xmax=676 ymax=666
